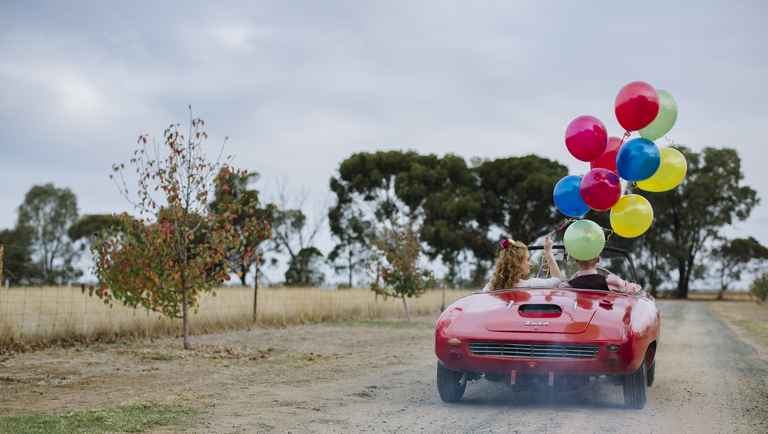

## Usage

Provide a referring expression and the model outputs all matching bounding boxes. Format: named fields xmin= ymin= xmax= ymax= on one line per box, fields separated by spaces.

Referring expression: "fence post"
xmin=0 ymin=244 xmax=4 ymax=287
xmin=252 ymin=254 xmax=260 ymax=321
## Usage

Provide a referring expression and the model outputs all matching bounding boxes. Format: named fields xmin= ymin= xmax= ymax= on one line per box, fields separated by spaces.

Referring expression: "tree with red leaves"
xmin=93 ymin=110 xmax=269 ymax=349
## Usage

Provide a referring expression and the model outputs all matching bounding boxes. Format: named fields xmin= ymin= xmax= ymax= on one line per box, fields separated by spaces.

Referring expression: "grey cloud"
xmin=1 ymin=1 xmax=767 ymax=283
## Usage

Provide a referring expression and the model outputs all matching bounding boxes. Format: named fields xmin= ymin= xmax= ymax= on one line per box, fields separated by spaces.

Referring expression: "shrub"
xmin=751 ymin=273 xmax=768 ymax=303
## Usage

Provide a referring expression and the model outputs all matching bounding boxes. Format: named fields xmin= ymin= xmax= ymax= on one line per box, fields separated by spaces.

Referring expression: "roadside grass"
xmin=660 ymin=291 xmax=754 ymax=301
xmin=0 ymin=287 xmax=470 ymax=352
xmin=338 ymin=318 xmax=435 ymax=329
xmin=708 ymin=301 xmax=768 ymax=353
xmin=0 ymin=402 xmax=197 ymax=434
xmin=732 ymin=319 xmax=768 ymax=348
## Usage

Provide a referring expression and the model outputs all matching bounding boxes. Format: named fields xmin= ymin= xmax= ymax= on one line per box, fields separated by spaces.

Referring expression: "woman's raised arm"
xmin=543 ymin=235 xmax=562 ymax=279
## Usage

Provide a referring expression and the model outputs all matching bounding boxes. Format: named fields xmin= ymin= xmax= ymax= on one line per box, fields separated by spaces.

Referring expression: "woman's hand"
xmin=543 ymin=235 xmax=554 ymax=252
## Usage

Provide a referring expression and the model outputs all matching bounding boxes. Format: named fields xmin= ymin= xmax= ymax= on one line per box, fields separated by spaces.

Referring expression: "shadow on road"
xmin=456 ymin=379 xmax=627 ymax=410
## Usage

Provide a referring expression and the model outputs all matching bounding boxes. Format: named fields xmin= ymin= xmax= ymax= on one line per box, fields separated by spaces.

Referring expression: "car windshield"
xmin=528 ymin=245 xmax=637 ymax=282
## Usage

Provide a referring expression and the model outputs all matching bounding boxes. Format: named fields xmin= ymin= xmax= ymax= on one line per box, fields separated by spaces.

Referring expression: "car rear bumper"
xmin=436 ymin=338 xmax=638 ymax=376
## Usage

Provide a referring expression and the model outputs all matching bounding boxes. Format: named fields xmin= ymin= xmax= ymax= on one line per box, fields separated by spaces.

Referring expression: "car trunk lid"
xmin=484 ymin=290 xmax=597 ymax=334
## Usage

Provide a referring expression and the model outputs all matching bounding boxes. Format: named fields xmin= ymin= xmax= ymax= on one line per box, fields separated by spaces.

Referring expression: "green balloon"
xmin=640 ymin=90 xmax=678 ymax=141
xmin=564 ymin=219 xmax=605 ymax=261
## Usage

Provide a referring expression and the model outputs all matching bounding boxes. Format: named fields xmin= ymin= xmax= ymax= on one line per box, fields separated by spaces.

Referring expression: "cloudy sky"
xmin=1 ymin=1 xmax=766 ymax=283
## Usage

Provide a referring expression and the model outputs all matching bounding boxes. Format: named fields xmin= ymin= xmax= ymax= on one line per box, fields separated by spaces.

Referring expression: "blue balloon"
xmin=616 ymin=138 xmax=661 ymax=181
xmin=553 ymin=175 xmax=589 ymax=218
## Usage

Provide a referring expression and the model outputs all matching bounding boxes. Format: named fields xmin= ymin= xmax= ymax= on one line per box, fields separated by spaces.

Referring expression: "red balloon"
xmin=580 ymin=168 xmax=621 ymax=211
xmin=615 ymin=81 xmax=660 ymax=132
xmin=590 ymin=136 xmax=622 ymax=173
xmin=565 ymin=115 xmax=608 ymax=162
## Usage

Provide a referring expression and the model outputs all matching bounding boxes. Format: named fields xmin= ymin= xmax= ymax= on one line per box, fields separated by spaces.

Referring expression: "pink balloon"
xmin=615 ymin=81 xmax=660 ymax=132
xmin=565 ymin=115 xmax=608 ymax=162
xmin=580 ymin=168 xmax=621 ymax=211
xmin=590 ymin=136 xmax=622 ymax=173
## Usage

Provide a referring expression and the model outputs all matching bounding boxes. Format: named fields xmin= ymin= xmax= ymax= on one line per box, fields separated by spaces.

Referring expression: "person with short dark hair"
xmin=564 ymin=257 xmax=641 ymax=293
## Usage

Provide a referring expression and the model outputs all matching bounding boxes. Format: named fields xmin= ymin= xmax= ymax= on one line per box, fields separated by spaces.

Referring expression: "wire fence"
xmin=0 ymin=286 xmax=467 ymax=348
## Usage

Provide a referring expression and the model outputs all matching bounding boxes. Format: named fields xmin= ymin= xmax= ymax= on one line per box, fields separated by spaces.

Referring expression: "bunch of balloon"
xmin=610 ymin=81 xmax=686 ymax=238
xmin=553 ymin=80 xmax=687 ymax=254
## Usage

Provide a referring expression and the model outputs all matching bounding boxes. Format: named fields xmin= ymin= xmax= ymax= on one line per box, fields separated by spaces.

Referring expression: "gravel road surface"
xmin=202 ymin=301 xmax=768 ymax=433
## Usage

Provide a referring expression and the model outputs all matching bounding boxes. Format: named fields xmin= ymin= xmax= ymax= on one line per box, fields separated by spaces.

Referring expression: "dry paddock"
xmin=0 ymin=286 xmax=470 ymax=350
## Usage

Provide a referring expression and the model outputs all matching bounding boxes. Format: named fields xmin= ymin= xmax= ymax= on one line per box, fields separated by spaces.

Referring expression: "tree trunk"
xmin=716 ymin=271 xmax=727 ymax=300
xmin=253 ymin=255 xmax=260 ymax=321
xmin=401 ymin=295 xmax=411 ymax=321
xmin=648 ymin=254 xmax=658 ymax=298
xmin=239 ymin=262 xmax=248 ymax=286
xmin=182 ymin=288 xmax=191 ymax=350
xmin=716 ymin=268 xmax=727 ymax=301
xmin=441 ymin=287 xmax=446 ymax=312
xmin=716 ymin=288 xmax=726 ymax=300
xmin=348 ymin=250 xmax=353 ymax=288
xmin=676 ymin=261 xmax=689 ymax=299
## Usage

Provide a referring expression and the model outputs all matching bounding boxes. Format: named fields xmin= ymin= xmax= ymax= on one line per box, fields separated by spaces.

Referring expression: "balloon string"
xmin=547 ymin=218 xmax=575 ymax=239
xmin=620 ymin=131 xmax=631 ymax=146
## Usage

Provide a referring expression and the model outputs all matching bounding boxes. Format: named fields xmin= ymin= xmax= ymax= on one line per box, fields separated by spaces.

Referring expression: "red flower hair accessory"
xmin=500 ymin=238 xmax=510 ymax=250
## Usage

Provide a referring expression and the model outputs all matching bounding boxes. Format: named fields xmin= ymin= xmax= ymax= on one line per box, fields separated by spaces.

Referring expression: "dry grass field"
xmin=0 ymin=286 xmax=470 ymax=350
xmin=709 ymin=300 xmax=768 ymax=354
xmin=0 ymin=285 xmax=754 ymax=352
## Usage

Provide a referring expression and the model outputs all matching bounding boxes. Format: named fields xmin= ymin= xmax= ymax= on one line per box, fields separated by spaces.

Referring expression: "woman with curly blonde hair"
xmin=483 ymin=235 xmax=562 ymax=291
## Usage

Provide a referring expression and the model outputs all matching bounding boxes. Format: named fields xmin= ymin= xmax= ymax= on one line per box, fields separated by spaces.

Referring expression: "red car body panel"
xmin=435 ymin=287 xmax=660 ymax=376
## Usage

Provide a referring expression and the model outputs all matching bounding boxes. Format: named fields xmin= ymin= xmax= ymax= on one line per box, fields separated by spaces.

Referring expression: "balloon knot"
xmin=619 ymin=131 xmax=631 ymax=146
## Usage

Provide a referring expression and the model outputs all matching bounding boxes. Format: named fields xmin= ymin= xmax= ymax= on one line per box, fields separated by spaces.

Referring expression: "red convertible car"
xmin=435 ymin=246 xmax=660 ymax=409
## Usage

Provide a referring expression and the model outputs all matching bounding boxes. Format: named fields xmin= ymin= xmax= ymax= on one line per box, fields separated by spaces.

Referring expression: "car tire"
xmin=646 ymin=360 xmax=655 ymax=387
xmin=436 ymin=362 xmax=466 ymax=403
xmin=623 ymin=360 xmax=647 ymax=409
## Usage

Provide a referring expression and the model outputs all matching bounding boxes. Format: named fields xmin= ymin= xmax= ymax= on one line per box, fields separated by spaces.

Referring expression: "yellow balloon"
xmin=610 ymin=195 xmax=654 ymax=238
xmin=637 ymin=147 xmax=687 ymax=192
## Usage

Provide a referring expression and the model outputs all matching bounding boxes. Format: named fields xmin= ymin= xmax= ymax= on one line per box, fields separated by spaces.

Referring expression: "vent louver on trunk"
xmin=469 ymin=342 xmax=599 ymax=359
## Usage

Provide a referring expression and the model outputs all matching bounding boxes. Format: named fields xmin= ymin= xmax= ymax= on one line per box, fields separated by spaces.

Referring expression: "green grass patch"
xmin=0 ymin=402 xmax=197 ymax=434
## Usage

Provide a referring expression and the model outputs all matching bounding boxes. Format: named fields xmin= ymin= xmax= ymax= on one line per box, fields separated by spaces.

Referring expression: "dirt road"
xmin=2 ymin=301 xmax=767 ymax=433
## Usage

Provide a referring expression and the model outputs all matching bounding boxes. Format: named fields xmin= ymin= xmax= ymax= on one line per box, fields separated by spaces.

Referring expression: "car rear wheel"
xmin=623 ymin=360 xmax=648 ymax=409
xmin=436 ymin=362 xmax=466 ymax=403
xmin=646 ymin=360 xmax=655 ymax=387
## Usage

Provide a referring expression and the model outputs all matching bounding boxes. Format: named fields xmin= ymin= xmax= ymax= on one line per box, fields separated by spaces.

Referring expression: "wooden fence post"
xmin=252 ymin=254 xmax=260 ymax=321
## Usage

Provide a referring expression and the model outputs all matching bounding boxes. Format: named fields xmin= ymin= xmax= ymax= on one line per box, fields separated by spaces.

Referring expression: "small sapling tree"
xmin=751 ymin=273 xmax=768 ymax=303
xmin=371 ymin=223 xmax=435 ymax=320
xmin=93 ymin=112 xmax=267 ymax=349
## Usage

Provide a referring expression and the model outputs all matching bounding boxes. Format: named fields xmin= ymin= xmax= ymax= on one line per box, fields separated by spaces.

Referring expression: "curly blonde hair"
xmin=489 ymin=239 xmax=529 ymax=290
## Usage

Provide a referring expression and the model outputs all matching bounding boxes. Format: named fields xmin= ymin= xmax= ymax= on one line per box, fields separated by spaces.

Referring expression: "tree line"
xmin=2 ymin=114 xmax=766 ymax=349
xmin=1 ymin=133 xmax=765 ymax=301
